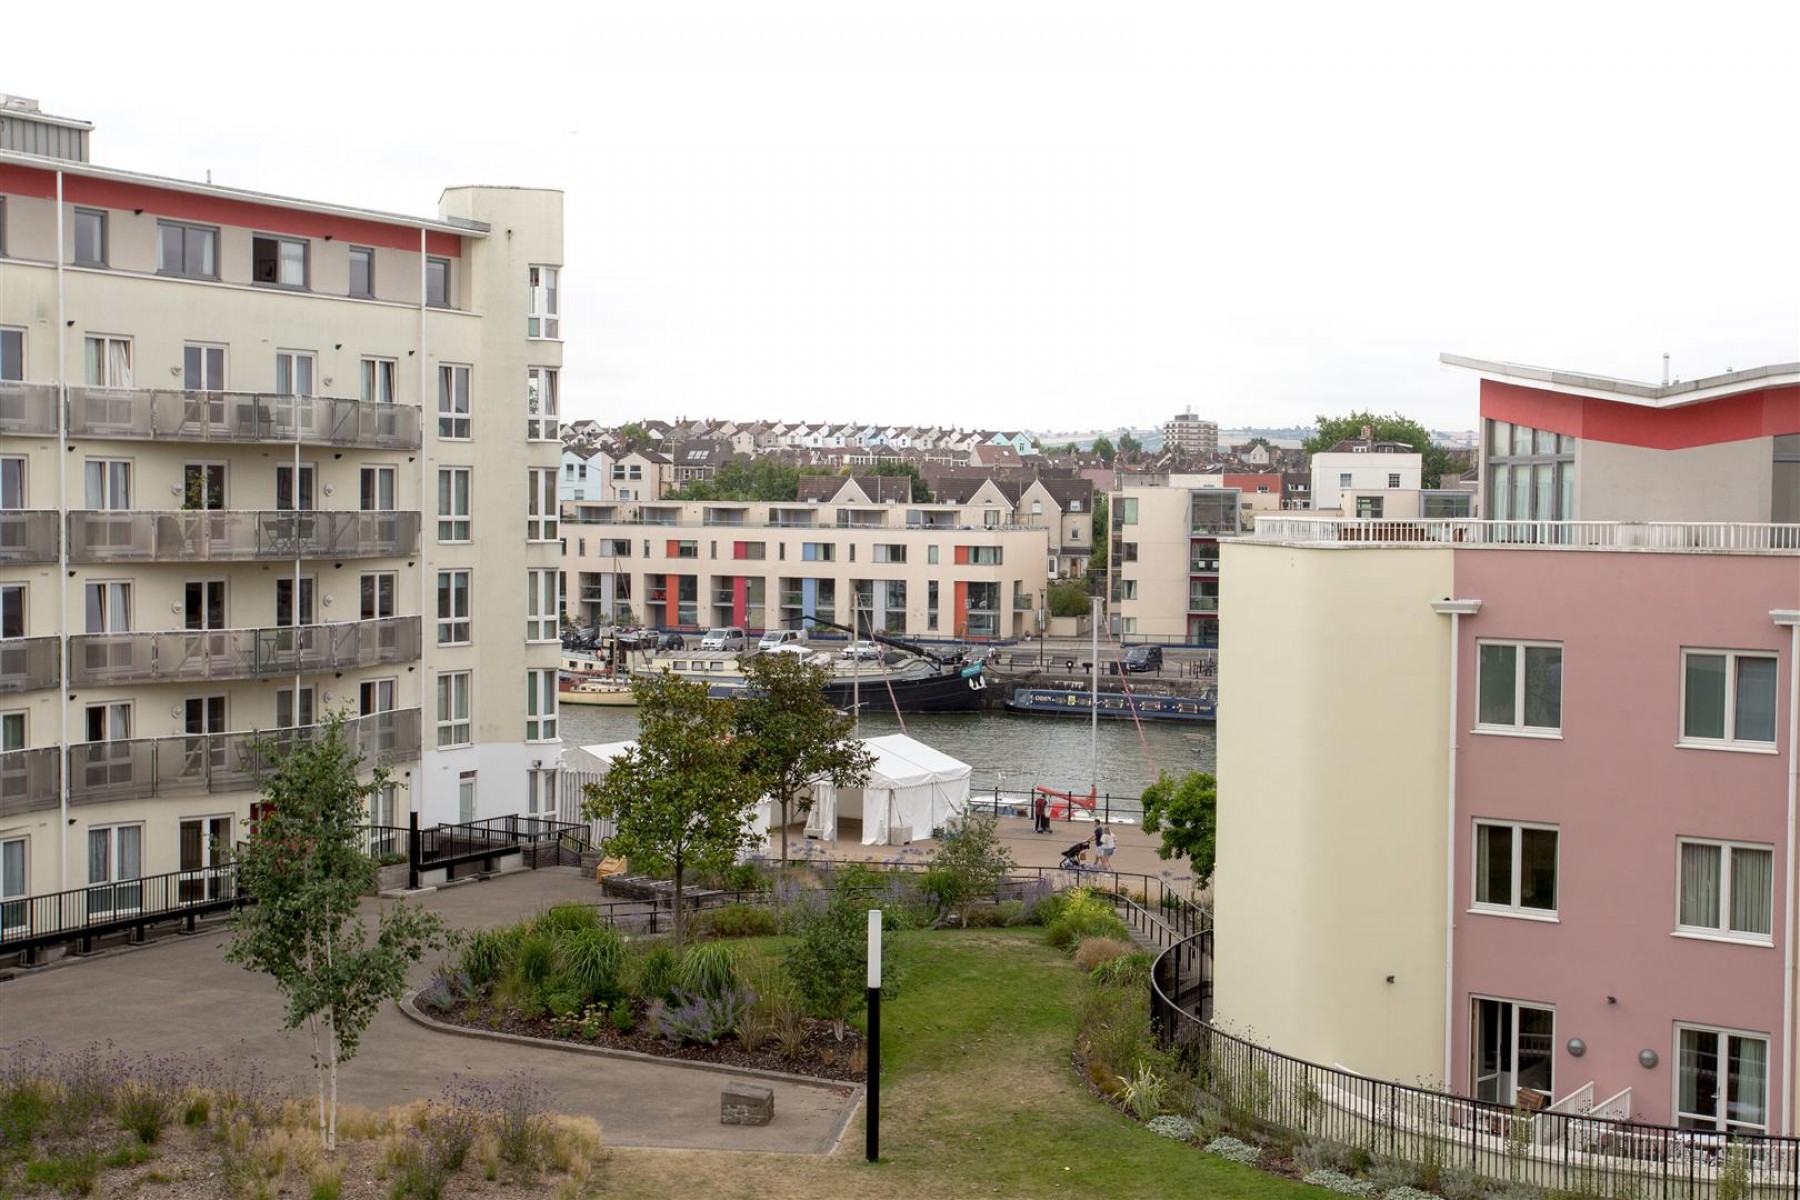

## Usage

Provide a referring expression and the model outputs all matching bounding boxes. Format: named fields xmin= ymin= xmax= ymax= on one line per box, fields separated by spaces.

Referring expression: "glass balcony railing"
xmin=1188 ymin=596 xmax=1219 ymax=612
xmin=66 ymin=708 xmax=422 ymax=805
xmin=66 ymin=510 xmax=420 ymax=563
xmin=67 ymin=617 xmax=421 ymax=687
xmin=0 ymin=382 xmax=59 ymax=436
xmin=0 ymin=511 xmax=59 ymax=563
xmin=0 ymin=747 xmax=59 ymax=817
xmin=0 ymin=637 xmax=60 ymax=693
xmin=64 ymin=387 xmax=422 ymax=450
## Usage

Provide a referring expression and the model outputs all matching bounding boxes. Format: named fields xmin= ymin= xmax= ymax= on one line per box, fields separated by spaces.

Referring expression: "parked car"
xmin=700 ymin=627 xmax=746 ymax=651
xmin=840 ymin=642 xmax=884 ymax=661
xmin=1123 ymin=645 xmax=1163 ymax=673
xmin=757 ymin=628 xmax=808 ymax=652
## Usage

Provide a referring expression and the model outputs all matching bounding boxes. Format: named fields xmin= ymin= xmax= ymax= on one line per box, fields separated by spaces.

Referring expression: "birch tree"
xmin=227 ymin=716 xmax=442 ymax=1150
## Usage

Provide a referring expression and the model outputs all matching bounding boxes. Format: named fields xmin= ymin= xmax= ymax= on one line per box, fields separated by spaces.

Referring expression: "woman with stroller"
xmin=1093 ymin=824 xmax=1117 ymax=872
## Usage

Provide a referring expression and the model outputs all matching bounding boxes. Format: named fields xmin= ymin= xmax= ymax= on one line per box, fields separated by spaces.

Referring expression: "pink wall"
xmin=1452 ymin=549 xmax=1794 ymax=1126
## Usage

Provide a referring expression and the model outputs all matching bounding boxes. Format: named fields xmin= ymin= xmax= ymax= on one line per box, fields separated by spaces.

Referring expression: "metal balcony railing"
xmin=66 ymin=510 xmax=420 ymax=563
xmin=1188 ymin=596 xmax=1219 ymax=612
xmin=0 ymin=747 xmax=59 ymax=817
xmin=0 ymin=637 xmax=60 ymax=693
xmin=1013 ymin=594 xmax=1034 ymax=610
xmin=66 ymin=708 xmax=422 ymax=805
xmin=64 ymin=387 xmax=422 ymax=450
xmin=1249 ymin=515 xmax=1800 ymax=551
xmin=0 ymin=511 xmax=59 ymax=563
xmin=67 ymin=616 xmax=421 ymax=686
xmin=0 ymin=382 xmax=59 ymax=436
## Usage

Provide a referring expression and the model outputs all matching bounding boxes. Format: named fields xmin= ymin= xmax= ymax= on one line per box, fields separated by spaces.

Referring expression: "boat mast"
xmin=852 ymin=608 xmax=862 ymax=736
xmin=1089 ymin=595 xmax=1099 ymax=802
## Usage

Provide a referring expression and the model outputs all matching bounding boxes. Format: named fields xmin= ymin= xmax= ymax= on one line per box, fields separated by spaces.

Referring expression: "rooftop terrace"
xmin=1245 ymin=515 xmax=1800 ymax=553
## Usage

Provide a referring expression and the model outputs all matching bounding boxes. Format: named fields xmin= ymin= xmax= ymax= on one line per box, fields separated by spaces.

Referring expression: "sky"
xmin=11 ymin=1 xmax=1798 ymax=434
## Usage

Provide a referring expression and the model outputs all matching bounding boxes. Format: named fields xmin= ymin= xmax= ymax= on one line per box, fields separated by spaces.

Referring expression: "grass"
xmin=596 ymin=928 xmax=1320 ymax=1199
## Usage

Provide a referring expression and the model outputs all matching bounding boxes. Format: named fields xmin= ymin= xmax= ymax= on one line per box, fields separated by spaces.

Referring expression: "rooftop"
xmin=1245 ymin=515 xmax=1800 ymax=554
xmin=1441 ymin=353 xmax=1800 ymax=409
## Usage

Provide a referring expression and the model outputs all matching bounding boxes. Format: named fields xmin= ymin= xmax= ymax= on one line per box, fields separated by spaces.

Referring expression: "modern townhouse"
xmin=1105 ymin=483 xmax=1240 ymax=645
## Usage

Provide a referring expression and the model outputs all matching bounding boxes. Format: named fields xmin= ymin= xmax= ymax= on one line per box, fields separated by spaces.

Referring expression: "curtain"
xmin=1681 ymin=843 xmax=1721 ymax=929
xmin=110 ymin=339 xmax=132 ymax=389
xmin=117 ymin=826 xmax=140 ymax=880
xmin=1729 ymin=1036 xmax=1768 ymax=1130
xmin=1735 ymin=657 xmax=1777 ymax=743
xmin=1731 ymin=847 xmax=1774 ymax=936
xmin=88 ymin=828 xmax=109 ymax=884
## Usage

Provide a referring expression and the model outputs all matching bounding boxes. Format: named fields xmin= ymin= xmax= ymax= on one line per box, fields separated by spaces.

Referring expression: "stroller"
xmin=1058 ymin=840 xmax=1091 ymax=871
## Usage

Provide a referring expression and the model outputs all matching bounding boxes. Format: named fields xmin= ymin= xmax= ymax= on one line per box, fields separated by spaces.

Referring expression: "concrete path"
xmin=0 ymin=869 xmax=857 ymax=1153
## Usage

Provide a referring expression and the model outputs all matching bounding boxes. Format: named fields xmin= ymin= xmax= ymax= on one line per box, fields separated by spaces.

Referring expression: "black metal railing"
xmin=0 ymin=865 xmax=240 ymax=960
xmin=1151 ymin=928 xmax=1800 ymax=1197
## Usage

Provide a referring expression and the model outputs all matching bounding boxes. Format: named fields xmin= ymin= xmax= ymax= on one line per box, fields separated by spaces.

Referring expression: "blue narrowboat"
xmin=1003 ymin=686 xmax=1216 ymax=723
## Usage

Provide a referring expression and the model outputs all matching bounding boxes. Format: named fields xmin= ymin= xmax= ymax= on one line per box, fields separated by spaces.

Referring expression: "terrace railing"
xmin=0 ymin=864 xmax=241 ymax=961
xmin=1250 ymin=516 xmax=1800 ymax=553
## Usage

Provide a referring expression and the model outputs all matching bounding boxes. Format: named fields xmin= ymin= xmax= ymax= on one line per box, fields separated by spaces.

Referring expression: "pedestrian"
xmin=1032 ymin=791 xmax=1049 ymax=834
xmin=1095 ymin=824 xmax=1117 ymax=872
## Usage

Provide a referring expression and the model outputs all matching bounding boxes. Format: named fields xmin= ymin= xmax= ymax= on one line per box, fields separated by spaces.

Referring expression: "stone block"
xmin=720 ymin=1083 xmax=774 ymax=1126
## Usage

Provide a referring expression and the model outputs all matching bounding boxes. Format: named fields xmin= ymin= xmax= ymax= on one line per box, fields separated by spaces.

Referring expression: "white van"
xmin=700 ymin=627 xmax=746 ymax=651
xmin=757 ymin=628 xmax=808 ymax=652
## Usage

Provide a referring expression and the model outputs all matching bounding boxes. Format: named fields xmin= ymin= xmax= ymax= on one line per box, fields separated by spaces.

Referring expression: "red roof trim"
xmin=1481 ymin=380 xmax=1800 ymax=450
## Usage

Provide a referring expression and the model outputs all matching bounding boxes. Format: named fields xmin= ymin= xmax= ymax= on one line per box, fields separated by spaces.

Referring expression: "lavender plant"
xmin=649 ymin=987 xmax=755 ymax=1046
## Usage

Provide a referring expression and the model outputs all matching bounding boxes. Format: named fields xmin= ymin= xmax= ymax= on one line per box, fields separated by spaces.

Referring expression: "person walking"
xmin=1032 ymin=791 xmax=1049 ymax=834
xmin=1095 ymin=824 xmax=1117 ymax=872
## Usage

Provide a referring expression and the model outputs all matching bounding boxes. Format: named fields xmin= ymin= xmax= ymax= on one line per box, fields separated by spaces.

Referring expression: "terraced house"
xmin=0 ymin=96 xmax=566 ymax=901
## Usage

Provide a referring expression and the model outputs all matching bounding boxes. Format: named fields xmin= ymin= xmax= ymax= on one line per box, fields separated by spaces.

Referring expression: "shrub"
xmin=1077 ymin=979 xmax=1159 ymax=1084
xmin=459 ymin=927 xmax=520 ymax=989
xmin=1090 ymin=949 xmax=1153 ymax=990
xmin=921 ymin=811 xmax=1015 ymax=922
xmin=960 ymin=902 xmax=1012 ymax=928
xmin=1295 ymin=1139 xmax=1358 ymax=1174
xmin=674 ymin=941 xmax=741 ymax=1000
xmin=1116 ymin=1064 xmax=1168 ymax=1121
xmin=1073 ymin=936 xmax=1135 ymax=972
xmin=492 ymin=1076 xmax=551 ymax=1169
xmin=556 ymin=925 xmax=626 ymax=1004
xmin=1384 ymin=1189 xmax=1439 ymax=1200
xmin=1203 ymin=1134 xmax=1260 ymax=1165
xmin=688 ymin=903 xmax=781 ymax=940
xmin=0 ymin=1079 xmax=50 ymax=1152
xmin=628 ymin=942 xmax=680 ymax=1003
xmin=415 ymin=968 xmax=471 ymax=1015
xmin=1146 ymin=1114 xmax=1200 ymax=1141
xmin=1302 ymin=1168 xmax=1378 ymax=1196
xmin=118 ymin=1079 xmax=177 ymax=1145
xmin=1046 ymin=888 xmax=1130 ymax=950
xmin=783 ymin=895 xmax=868 ymax=1036
xmin=649 ymin=987 xmax=755 ymax=1046
xmin=610 ymin=1000 xmax=635 ymax=1034
xmin=532 ymin=904 xmax=600 ymax=937
xmin=24 ymin=1153 xmax=100 ymax=1194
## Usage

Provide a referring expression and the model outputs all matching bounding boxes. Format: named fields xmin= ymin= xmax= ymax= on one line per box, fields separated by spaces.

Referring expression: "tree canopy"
xmin=870 ymin=461 xmax=931 ymax=502
xmin=1048 ymin=580 xmax=1092 ymax=616
xmin=1090 ymin=435 xmax=1115 ymax=463
xmin=734 ymin=652 xmax=875 ymax=861
xmin=1088 ymin=493 xmax=1110 ymax=578
xmin=1139 ymin=770 xmax=1217 ymax=886
xmin=1305 ymin=411 xmax=1453 ymax=489
xmin=1117 ymin=433 xmax=1143 ymax=461
xmin=227 ymin=716 xmax=442 ymax=1149
xmin=582 ymin=675 xmax=766 ymax=945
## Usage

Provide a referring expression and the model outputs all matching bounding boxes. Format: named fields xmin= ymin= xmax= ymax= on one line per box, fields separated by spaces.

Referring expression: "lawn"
xmin=597 ymin=927 xmax=1322 ymax=1199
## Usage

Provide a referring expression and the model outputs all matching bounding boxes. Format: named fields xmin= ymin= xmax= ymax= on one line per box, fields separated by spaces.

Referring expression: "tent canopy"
xmin=578 ymin=741 xmax=774 ymax=849
xmin=806 ymin=733 xmax=973 ymax=846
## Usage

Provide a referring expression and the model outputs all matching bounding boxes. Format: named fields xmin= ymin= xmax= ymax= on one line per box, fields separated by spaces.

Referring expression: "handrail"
xmin=1249 ymin=515 xmax=1800 ymax=553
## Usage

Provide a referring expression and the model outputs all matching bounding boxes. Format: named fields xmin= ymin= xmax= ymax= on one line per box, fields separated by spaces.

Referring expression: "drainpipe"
xmin=1773 ymin=609 xmax=1800 ymax=1135
xmin=55 ymin=170 xmax=68 ymax=892
xmin=1432 ymin=598 xmax=1482 ymax=1089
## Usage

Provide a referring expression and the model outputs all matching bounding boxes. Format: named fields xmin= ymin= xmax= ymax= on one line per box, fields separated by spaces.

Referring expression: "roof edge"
xmin=1440 ymin=352 xmax=1800 ymax=408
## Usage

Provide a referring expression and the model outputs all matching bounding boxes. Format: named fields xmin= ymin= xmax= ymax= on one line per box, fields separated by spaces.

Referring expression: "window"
xmin=459 ymin=771 xmax=477 ymax=823
xmin=526 ymin=668 xmax=558 ymax=742
xmin=928 ymin=544 xmax=939 ymax=565
xmin=438 ymin=364 xmax=471 ymax=439
xmin=927 ymin=580 xmax=939 ymax=631
xmin=348 ymin=246 xmax=374 ymax=298
xmin=1678 ymin=840 xmax=1774 ymax=940
xmin=274 ymin=577 xmax=315 ymax=626
xmin=436 ymin=570 xmax=471 ymax=645
xmin=183 ymin=580 xmax=225 ymax=629
xmin=527 ymin=367 xmax=558 ymax=440
xmin=1117 ymin=498 xmax=1138 ymax=524
xmin=1471 ymin=998 xmax=1555 ymax=1106
xmin=1487 ymin=419 xmax=1577 ymax=522
xmin=360 ymin=358 xmax=397 ymax=404
xmin=157 ymin=221 xmax=218 ymax=279
xmin=183 ymin=344 xmax=227 ymax=392
xmin=527 ymin=569 xmax=558 ymax=641
xmin=359 ymin=678 xmax=396 ymax=714
xmin=1 ymin=836 xmax=23 ymax=933
xmin=1354 ymin=496 xmax=1385 ymax=519
xmin=873 ymin=544 xmax=907 ymax=564
xmin=275 ymin=463 xmax=315 ymax=510
xmin=83 ymin=460 xmax=131 ymax=509
xmin=359 ymin=465 xmax=395 ymax=511
xmin=527 ymin=468 xmax=557 ymax=541
xmin=253 ymin=235 xmax=308 ymax=288
xmin=801 ymin=542 xmax=835 ymax=562
xmin=1476 ymin=641 xmax=1562 ymax=734
xmin=275 ymin=350 xmax=315 ymax=397
xmin=83 ymin=335 xmax=132 ymax=388
xmin=0 ymin=327 xmax=21 ymax=380
xmin=437 ymin=468 xmax=471 ymax=541
xmin=0 ymin=585 xmax=22 ymax=639
xmin=87 ymin=824 xmax=141 ymax=885
xmin=528 ymin=266 xmax=561 ymax=338
xmin=74 ymin=208 xmax=106 ymax=267
xmin=426 ymin=257 xmax=451 ymax=307
xmin=1677 ymin=1026 xmax=1768 ymax=1133
xmin=436 ymin=672 xmax=471 ymax=748
xmin=276 ymin=685 xmax=315 ymax=728
xmin=1387 ymin=472 xmax=1401 ymax=488
xmin=1473 ymin=821 xmax=1558 ymax=916
xmin=1682 ymin=651 xmax=1777 ymax=748
xmin=669 ymin=540 xmax=698 ymax=559
xmin=1338 ymin=472 xmax=1353 ymax=488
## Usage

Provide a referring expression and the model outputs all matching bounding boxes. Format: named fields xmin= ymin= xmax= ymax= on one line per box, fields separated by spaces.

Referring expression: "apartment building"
xmin=0 ymin=99 xmax=565 ymax=899
xmin=1105 ymin=484 xmax=1239 ymax=645
xmin=1163 ymin=409 xmax=1219 ymax=457
xmin=561 ymin=490 xmax=1050 ymax=642
xmin=1215 ymin=356 xmax=1800 ymax=1132
xmin=1307 ymin=434 xmax=1423 ymax=513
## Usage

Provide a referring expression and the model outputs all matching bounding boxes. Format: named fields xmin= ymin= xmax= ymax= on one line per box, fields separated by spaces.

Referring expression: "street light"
xmin=867 ymin=908 xmax=883 ymax=1162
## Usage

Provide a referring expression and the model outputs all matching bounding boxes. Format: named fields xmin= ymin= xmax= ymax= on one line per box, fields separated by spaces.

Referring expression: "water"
xmin=560 ymin=704 xmax=1215 ymax=808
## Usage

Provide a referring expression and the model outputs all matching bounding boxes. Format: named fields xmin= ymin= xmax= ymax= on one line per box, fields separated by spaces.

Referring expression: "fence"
xmin=1150 ymin=928 xmax=1800 ymax=1198
xmin=1250 ymin=516 xmax=1800 ymax=554
xmin=1 ymin=864 xmax=240 ymax=961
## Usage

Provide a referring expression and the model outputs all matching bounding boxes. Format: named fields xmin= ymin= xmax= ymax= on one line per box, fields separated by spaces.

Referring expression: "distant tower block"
xmin=1162 ymin=408 xmax=1218 ymax=456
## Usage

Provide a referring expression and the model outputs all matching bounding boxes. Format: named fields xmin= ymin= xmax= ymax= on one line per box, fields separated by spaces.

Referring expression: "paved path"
xmin=0 ymin=869 xmax=857 ymax=1153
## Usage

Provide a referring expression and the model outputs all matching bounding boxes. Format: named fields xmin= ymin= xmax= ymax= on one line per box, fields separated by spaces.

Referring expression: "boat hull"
xmin=1004 ymin=686 xmax=1215 ymax=723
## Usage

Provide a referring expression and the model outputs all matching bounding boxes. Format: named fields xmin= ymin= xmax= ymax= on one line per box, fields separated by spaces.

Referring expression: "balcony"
xmin=64 ymin=387 xmax=421 ymax=450
xmin=67 ymin=510 xmax=420 ymax=564
xmin=0 ymin=382 xmax=59 ymax=436
xmin=68 ymin=617 xmax=420 ymax=687
xmin=0 ymin=511 xmax=59 ymax=563
xmin=66 ymin=708 xmax=421 ymax=805
xmin=1013 ymin=594 xmax=1034 ymax=610
xmin=1190 ymin=557 xmax=1219 ymax=574
xmin=0 ymin=637 xmax=60 ymax=693
xmin=0 ymin=747 xmax=59 ymax=817
xmin=1248 ymin=516 xmax=1800 ymax=552
xmin=1188 ymin=596 xmax=1219 ymax=613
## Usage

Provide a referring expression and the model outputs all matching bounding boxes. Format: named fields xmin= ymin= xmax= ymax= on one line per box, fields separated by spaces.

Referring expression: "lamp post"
xmin=866 ymin=908 xmax=882 ymax=1162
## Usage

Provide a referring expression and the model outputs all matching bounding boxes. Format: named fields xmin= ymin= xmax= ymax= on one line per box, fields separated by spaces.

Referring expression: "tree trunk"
xmin=308 ymin=1012 xmax=327 ymax=1148
xmin=672 ymin=856 xmax=685 ymax=948
xmin=779 ymin=796 xmax=790 ymax=863
xmin=326 ymin=1016 xmax=339 ymax=1151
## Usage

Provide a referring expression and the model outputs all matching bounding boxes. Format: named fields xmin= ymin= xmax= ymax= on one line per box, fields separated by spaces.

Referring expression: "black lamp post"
xmin=866 ymin=908 xmax=882 ymax=1162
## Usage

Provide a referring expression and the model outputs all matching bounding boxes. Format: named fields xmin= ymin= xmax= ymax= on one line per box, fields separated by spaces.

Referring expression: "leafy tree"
xmin=1091 ymin=435 xmax=1115 ymax=463
xmin=921 ymin=811 xmax=1015 ymax=925
xmin=734 ymin=652 xmax=875 ymax=862
xmin=1117 ymin=433 xmax=1142 ymax=461
xmin=1246 ymin=436 xmax=1274 ymax=451
xmin=1089 ymin=493 xmax=1109 ymax=577
xmin=582 ymin=675 xmax=765 ymax=946
xmin=1305 ymin=411 xmax=1453 ymax=489
xmin=1048 ymin=580 xmax=1091 ymax=617
xmin=1059 ymin=442 xmax=1080 ymax=456
xmin=227 ymin=716 xmax=443 ymax=1150
xmin=1140 ymin=770 xmax=1217 ymax=886
xmin=613 ymin=421 xmax=653 ymax=453
xmin=783 ymin=894 xmax=868 ymax=1039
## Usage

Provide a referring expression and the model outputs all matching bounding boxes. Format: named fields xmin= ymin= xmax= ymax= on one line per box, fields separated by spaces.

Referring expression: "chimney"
xmin=1359 ymin=424 xmax=1373 ymax=441
xmin=0 ymin=95 xmax=92 ymax=162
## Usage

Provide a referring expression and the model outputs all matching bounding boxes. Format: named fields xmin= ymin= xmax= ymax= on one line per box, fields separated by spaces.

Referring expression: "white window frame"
xmin=360 ymin=357 xmax=397 ymax=405
xmin=83 ymin=334 xmax=133 ymax=389
xmin=1474 ymin=639 xmax=1563 ymax=737
xmin=527 ymin=367 xmax=559 ymax=441
xmin=1471 ymin=819 xmax=1559 ymax=920
xmin=1680 ymin=649 xmax=1778 ymax=752
xmin=437 ymin=468 xmax=471 ymax=542
xmin=87 ymin=822 xmax=142 ymax=886
xmin=527 ymin=468 xmax=557 ymax=541
xmin=436 ymin=671 xmax=471 ymax=749
xmin=359 ymin=465 xmax=396 ymax=512
xmin=360 ymin=571 xmax=397 ymax=622
xmin=437 ymin=569 xmax=471 ymax=646
xmin=526 ymin=568 xmax=558 ymax=642
xmin=1675 ymin=1023 xmax=1770 ymax=1134
xmin=438 ymin=363 xmax=471 ymax=440
xmin=0 ymin=835 xmax=25 ymax=934
xmin=528 ymin=265 xmax=561 ymax=339
xmin=525 ymin=668 xmax=558 ymax=743
xmin=275 ymin=350 xmax=316 ymax=397
xmin=253 ymin=233 xmax=309 ymax=289
xmin=1675 ymin=838 xmax=1775 ymax=944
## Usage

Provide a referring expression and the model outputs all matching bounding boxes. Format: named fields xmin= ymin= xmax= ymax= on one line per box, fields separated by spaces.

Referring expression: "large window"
xmin=437 ymin=468 xmax=471 ymax=542
xmin=0 ymin=327 xmax=21 ymax=381
xmin=426 ymin=257 xmax=451 ymax=308
xmin=158 ymin=221 xmax=218 ymax=279
xmin=527 ymin=469 xmax=557 ymax=541
xmin=360 ymin=358 xmax=397 ymax=404
xmin=74 ymin=208 xmax=106 ymax=267
xmin=527 ymin=367 xmax=558 ymax=441
xmin=528 ymin=266 xmax=560 ymax=338
xmin=435 ymin=672 xmax=471 ymax=748
xmin=88 ymin=824 xmax=141 ymax=885
xmin=183 ymin=344 xmax=227 ymax=392
xmin=526 ymin=668 xmax=557 ymax=742
xmin=1682 ymin=650 xmax=1777 ymax=749
xmin=83 ymin=335 xmax=132 ymax=388
xmin=1472 ymin=998 xmax=1554 ymax=1106
xmin=348 ymin=246 xmax=374 ymax=298
xmin=527 ymin=569 xmax=558 ymax=642
xmin=438 ymin=364 xmax=471 ymax=439
xmin=436 ymin=570 xmax=470 ymax=645
xmin=253 ymin=235 xmax=308 ymax=288
xmin=1678 ymin=840 xmax=1774 ymax=941
xmin=1677 ymin=1026 xmax=1768 ymax=1133
xmin=1487 ymin=420 xmax=1576 ymax=522
xmin=275 ymin=351 xmax=315 ymax=397
xmin=1476 ymin=641 xmax=1562 ymax=734
xmin=1473 ymin=820 xmax=1558 ymax=916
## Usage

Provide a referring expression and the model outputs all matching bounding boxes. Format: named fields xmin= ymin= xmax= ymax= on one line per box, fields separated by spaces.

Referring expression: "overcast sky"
xmin=13 ymin=1 xmax=1798 ymax=433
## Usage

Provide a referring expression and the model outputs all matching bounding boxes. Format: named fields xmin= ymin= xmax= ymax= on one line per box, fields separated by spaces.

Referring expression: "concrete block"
xmin=720 ymin=1083 xmax=774 ymax=1126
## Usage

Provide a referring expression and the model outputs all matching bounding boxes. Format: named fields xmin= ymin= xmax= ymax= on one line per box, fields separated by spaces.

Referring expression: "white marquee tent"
xmin=576 ymin=741 xmax=775 ymax=850
xmin=804 ymin=734 xmax=973 ymax=846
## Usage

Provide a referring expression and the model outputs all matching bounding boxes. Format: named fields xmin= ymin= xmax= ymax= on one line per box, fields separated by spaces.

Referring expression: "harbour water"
xmin=560 ymin=704 xmax=1215 ymax=806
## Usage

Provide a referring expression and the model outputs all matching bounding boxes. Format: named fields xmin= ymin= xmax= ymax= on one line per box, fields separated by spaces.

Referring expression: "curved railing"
xmin=1150 ymin=929 xmax=1800 ymax=1198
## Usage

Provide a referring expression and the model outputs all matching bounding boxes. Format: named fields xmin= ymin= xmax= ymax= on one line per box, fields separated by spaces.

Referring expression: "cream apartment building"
xmin=1106 ymin=484 xmax=1239 ymax=645
xmin=0 ymin=98 xmax=564 ymax=899
xmin=562 ymin=492 xmax=1051 ymax=642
